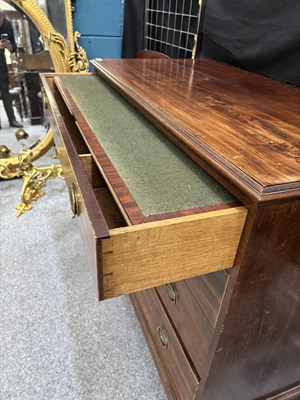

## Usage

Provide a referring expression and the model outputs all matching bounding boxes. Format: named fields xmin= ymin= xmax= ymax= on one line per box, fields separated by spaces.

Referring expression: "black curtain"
xmin=198 ymin=0 xmax=300 ymax=85
xmin=123 ymin=0 xmax=300 ymax=86
xmin=122 ymin=0 xmax=145 ymax=58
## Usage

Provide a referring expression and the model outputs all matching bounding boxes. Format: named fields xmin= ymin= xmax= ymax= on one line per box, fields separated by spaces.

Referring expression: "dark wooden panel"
xmin=200 ymin=200 xmax=300 ymax=400
xmin=156 ymin=281 xmax=213 ymax=376
xmin=186 ymin=270 xmax=229 ymax=327
xmin=134 ymin=289 xmax=200 ymax=400
xmin=131 ymin=293 xmax=177 ymax=400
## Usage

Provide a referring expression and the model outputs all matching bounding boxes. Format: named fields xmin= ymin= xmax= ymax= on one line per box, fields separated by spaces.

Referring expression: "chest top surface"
xmin=92 ymin=58 xmax=300 ymax=202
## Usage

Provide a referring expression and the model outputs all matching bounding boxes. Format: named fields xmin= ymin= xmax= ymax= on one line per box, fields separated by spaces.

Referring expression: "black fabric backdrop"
xmin=199 ymin=0 xmax=300 ymax=85
xmin=122 ymin=0 xmax=300 ymax=86
xmin=122 ymin=0 xmax=145 ymax=58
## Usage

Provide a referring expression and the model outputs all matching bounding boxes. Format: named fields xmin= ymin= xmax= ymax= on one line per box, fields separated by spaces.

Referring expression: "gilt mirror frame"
xmin=10 ymin=0 xmax=88 ymax=72
xmin=0 ymin=0 xmax=88 ymax=179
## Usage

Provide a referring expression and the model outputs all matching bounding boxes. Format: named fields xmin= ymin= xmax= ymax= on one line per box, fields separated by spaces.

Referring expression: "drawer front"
xmin=43 ymin=74 xmax=248 ymax=302
xmin=134 ymin=289 xmax=200 ymax=400
xmin=156 ymin=270 xmax=229 ymax=374
xmin=156 ymin=280 xmax=213 ymax=375
xmin=100 ymin=209 xmax=246 ymax=300
xmin=186 ymin=270 xmax=229 ymax=328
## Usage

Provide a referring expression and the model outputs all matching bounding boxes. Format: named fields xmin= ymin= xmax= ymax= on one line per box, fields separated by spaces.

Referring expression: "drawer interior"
xmin=48 ymin=73 xmax=243 ymax=225
xmin=79 ymin=154 xmax=127 ymax=230
xmin=46 ymin=75 xmax=129 ymax=228
xmin=54 ymin=74 xmax=238 ymax=222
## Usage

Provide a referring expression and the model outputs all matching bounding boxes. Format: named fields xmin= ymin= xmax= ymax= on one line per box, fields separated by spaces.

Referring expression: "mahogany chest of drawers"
xmin=41 ymin=59 xmax=300 ymax=400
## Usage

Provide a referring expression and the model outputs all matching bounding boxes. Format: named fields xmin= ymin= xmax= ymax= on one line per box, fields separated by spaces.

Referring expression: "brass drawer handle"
xmin=166 ymin=283 xmax=178 ymax=304
xmin=68 ymin=184 xmax=78 ymax=218
xmin=157 ymin=326 xmax=169 ymax=349
xmin=43 ymin=92 xmax=49 ymax=110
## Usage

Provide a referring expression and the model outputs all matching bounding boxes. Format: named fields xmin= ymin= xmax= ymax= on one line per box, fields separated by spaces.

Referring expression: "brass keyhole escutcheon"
xmin=68 ymin=184 xmax=78 ymax=218
xmin=166 ymin=283 xmax=178 ymax=304
xmin=157 ymin=326 xmax=169 ymax=349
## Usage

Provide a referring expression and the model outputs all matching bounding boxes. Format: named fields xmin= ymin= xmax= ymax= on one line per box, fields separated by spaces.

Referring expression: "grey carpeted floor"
xmin=0 ymin=107 xmax=166 ymax=399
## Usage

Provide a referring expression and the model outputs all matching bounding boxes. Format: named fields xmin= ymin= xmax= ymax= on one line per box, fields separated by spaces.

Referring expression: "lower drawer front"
xmin=156 ymin=280 xmax=213 ymax=375
xmin=135 ymin=289 xmax=199 ymax=400
xmin=156 ymin=270 xmax=229 ymax=375
xmin=186 ymin=270 xmax=229 ymax=328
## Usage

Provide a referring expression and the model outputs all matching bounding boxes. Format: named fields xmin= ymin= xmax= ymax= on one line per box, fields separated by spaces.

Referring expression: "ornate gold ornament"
xmin=0 ymin=0 xmax=88 ymax=215
xmin=0 ymin=145 xmax=13 ymax=159
xmin=0 ymin=127 xmax=54 ymax=180
xmin=16 ymin=160 xmax=64 ymax=217
xmin=69 ymin=31 xmax=89 ymax=73
xmin=0 ymin=126 xmax=64 ymax=216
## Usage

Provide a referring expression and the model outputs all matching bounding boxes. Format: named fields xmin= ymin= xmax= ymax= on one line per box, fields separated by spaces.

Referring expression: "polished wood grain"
xmin=175 ymin=59 xmax=300 ymax=127
xmin=92 ymin=59 xmax=300 ymax=202
xmin=89 ymin=60 xmax=300 ymax=399
xmin=131 ymin=292 xmax=179 ymax=400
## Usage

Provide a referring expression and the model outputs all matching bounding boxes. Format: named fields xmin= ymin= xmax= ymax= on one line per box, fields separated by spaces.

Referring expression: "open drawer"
xmin=42 ymin=73 xmax=247 ymax=301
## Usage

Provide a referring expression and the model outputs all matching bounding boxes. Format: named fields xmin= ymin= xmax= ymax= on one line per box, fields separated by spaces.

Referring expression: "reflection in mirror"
xmin=35 ymin=0 xmax=68 ymax=44
xmin=0 ymin=0 xmax=53 ymax=156
xmin=35 ymin=0 xmax=47 ymax=15
xmin=44 ymin=0 xmax=68 ymax=45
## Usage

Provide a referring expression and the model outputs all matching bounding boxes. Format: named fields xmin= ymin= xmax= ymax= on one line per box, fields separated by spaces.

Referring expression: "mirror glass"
xmin=0 ymin=0 xmax=54 ymax=155
xmin=36 ymin=0 xmax=68 ymax=45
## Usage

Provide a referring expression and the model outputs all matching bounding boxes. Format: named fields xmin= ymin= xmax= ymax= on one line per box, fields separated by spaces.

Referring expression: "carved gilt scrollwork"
xmin=69 ymin=31 xmax=89 ymax=72
xmin=0 ymin=0 xmax=88 ymax=215
xmin=47 ymin=30 xmax=89 ymax=73
xmin=1 ymin=127 xmax=64 ymax=216
xmin=16 ymin=161 xmax=64 ymax=217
